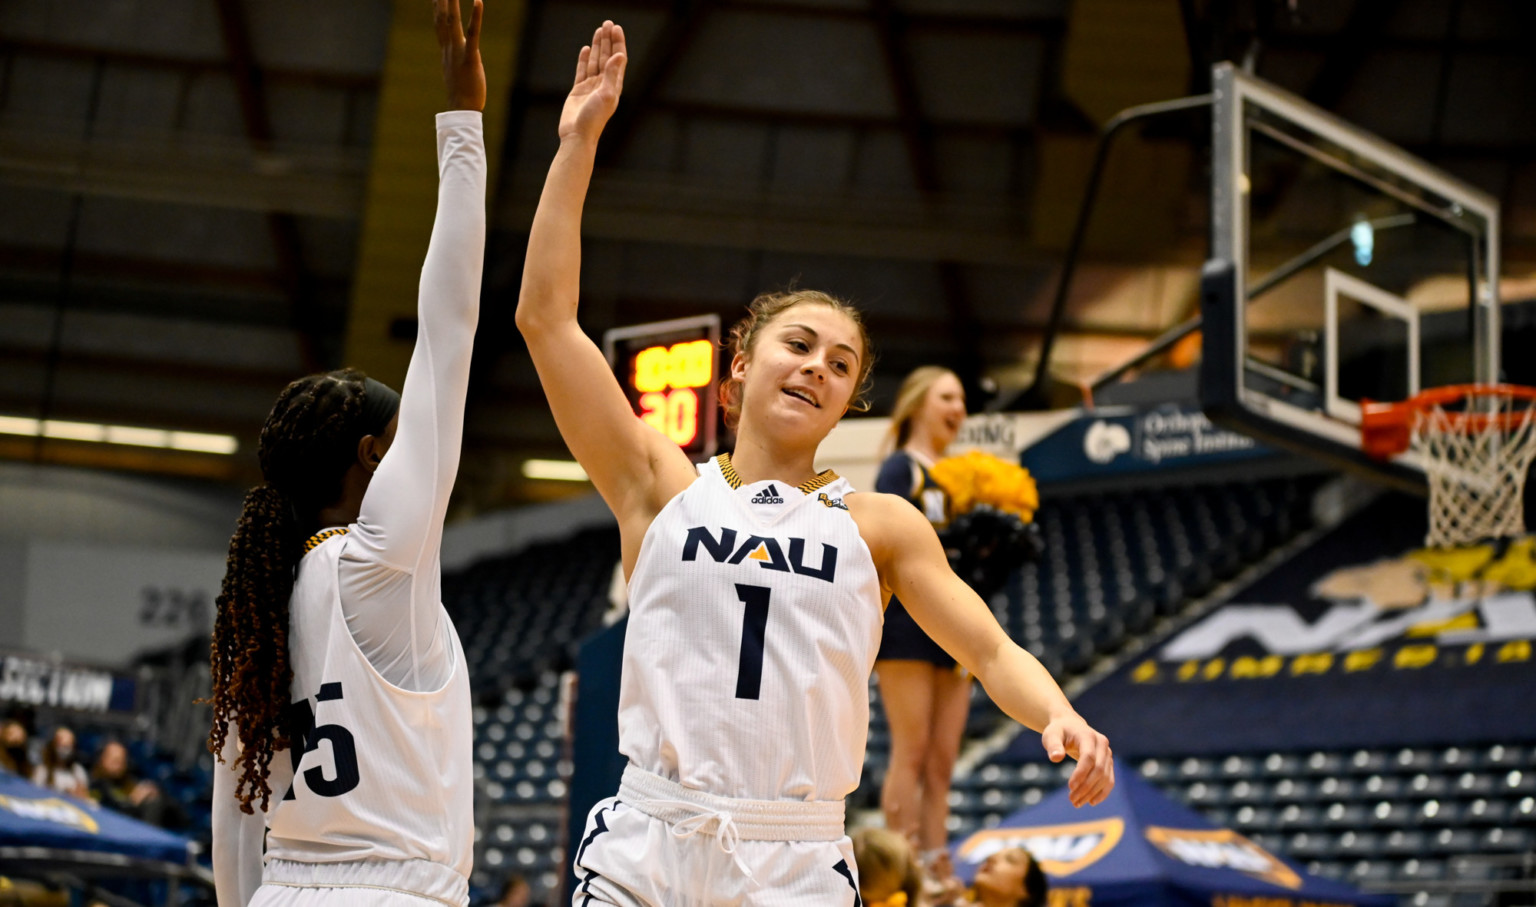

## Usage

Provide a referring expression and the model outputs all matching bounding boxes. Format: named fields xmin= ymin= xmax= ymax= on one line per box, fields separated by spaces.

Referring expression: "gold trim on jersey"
xmin=716 ymin=453 xmax=743 ymax=489
xmin=798 ymin=470 xmax=838 ymax=494
xmin=716 ymin=452 xmax=839 ymax=495
xmin=303 ymin=527 xmax=349 ymax=552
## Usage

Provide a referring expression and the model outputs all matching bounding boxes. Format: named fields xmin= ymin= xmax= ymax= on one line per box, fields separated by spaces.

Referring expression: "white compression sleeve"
xmin=339 ymin=110 xmax=486 ymax=691
xmin=211 ymin=727 xmax=267 ymax=906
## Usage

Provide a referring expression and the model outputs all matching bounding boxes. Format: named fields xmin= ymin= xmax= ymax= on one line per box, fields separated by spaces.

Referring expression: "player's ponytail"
xmin=208 ymin=483 xmax=300 ymax=812
xmin=206 ymin=369 xmax=379 ymax=813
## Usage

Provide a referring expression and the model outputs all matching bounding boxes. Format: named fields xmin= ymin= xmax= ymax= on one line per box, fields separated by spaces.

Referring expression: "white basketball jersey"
xmin=618 ymin=454 xmax=884 ymax=803
xmin=262 ymin=530 xmax=473 ymax=890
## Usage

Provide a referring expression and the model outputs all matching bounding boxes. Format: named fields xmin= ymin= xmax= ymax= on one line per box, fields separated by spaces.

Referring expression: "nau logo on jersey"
xmin=818 ymin=493 xmax=849 ymax=511
xmin=955 ymin=818 xmax=1123 ymax=876
xmin=683 ymin=526 xmax=838 ymax=584
xmin=1144 ymin=826 xmax=1301 ymax=889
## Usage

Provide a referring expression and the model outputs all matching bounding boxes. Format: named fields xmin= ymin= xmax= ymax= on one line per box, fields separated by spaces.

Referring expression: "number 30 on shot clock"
xmin=603 ymin=315 xmax=720 ymax=460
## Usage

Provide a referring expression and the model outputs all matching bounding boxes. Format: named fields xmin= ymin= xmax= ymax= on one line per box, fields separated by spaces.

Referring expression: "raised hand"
xmin=436 ymin=0 xmax=486 ymax=111
xmin=560 ymin=21 xmax=627 ymax=144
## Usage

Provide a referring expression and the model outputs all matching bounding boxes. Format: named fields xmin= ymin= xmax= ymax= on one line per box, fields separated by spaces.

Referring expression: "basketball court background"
xmin=2 ymin=1 xmax=1536 ymax=904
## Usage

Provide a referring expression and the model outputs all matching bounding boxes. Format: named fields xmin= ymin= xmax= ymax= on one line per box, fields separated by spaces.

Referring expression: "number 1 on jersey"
xmin=734 ymin=584 xmax=770 ymax=700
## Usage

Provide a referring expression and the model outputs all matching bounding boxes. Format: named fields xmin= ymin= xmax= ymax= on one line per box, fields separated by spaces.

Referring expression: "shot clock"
xmin=603 ymin=315 xmax=721 ymax=460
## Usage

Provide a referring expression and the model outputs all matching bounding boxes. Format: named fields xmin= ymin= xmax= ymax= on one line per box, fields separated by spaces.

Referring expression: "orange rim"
xmin=1360 ymin=384 xmax=1536 ymax=460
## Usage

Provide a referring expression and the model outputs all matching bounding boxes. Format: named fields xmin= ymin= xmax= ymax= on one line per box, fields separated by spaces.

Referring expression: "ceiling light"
xmin=167 ymin=431 xmax=240 ymax=455
xmin=0 ymin=414 xmax=239 ymax=455
xmin=42 ymin=420 xmax=107 ymax=443
xmin=521 ymin=459 xmax=589 ymax=482
xmin=0 ymin=416 xmax=41 ymax=435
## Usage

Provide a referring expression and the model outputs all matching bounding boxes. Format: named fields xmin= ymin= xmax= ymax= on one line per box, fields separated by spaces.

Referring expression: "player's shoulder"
xmin=845 ymin=490 xmax=929 ymax=551
xmin=846 ymin=489 xmax=924 ymax=516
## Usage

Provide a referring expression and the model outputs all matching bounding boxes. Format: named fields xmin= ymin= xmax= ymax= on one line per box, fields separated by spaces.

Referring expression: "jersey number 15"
xmin=284 ymin=682 xmax=361 ymax=800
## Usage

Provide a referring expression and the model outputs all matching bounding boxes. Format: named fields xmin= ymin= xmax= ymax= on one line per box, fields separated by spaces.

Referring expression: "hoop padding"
xmin=1363 ymin=385 xmax=1536 ymax=548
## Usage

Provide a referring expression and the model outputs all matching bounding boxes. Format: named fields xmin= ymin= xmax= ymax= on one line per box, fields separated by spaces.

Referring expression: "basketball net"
xmin=1412 ymin=391 xmax=1536 ymax=549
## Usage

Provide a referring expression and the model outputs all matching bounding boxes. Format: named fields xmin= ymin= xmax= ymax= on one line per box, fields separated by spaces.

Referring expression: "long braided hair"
xmin=207 ymin=369 xmax=377 ymax=813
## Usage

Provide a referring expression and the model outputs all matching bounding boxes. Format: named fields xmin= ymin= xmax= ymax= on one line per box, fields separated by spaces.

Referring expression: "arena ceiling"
xmin=1 ymin=0 xmax=1532 ymax=510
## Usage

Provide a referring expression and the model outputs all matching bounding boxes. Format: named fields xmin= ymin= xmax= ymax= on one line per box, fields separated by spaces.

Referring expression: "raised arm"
xmin=342 ymin=0 xmax=486 ymax=688
xmin=853 ymin=493 xmax=1115 ymax=808
xmin=355 ymin=0 xmax=485 ymax=556
xmin=515 ymin=21 xmax=698 ymax=531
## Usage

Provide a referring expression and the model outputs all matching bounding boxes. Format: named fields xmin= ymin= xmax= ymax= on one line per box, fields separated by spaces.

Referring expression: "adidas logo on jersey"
xmin=749 ymin=484 xmax=785 ymax=505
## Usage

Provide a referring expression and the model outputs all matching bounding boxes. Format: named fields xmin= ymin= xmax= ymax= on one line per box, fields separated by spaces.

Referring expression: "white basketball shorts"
xmin=570 ymin=766 xmax=863 ymax=907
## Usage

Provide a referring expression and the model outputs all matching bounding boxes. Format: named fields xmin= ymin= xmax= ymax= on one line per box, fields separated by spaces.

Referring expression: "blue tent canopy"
xmin=0 ymin=770 xmax=193 ymax=866
xmin=950 ymin=760 xmax=1392 ymax=907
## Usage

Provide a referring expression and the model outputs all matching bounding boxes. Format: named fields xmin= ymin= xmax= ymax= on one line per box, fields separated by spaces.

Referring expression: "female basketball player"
xmin=874 ymin=366 xmax=972 ymax=857
xmin=208 ymin=1 xmax=487 ymax=904
xmin=519 ymin=22 xmax=1111 ymax=905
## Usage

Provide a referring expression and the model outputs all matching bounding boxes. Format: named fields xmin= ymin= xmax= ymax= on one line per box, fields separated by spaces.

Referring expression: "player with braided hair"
xmin=207 ymin=1 xmax=488 ymax=904
xmin=207 ymin=368 xmax=383 ymax=815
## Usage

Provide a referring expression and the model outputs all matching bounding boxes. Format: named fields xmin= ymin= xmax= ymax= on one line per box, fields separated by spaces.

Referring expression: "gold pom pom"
xmin=929 ymin=450 xmax=1038 ymax=521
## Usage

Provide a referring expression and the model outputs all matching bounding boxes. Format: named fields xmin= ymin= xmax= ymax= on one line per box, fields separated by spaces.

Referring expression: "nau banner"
xmin=0 ymin=771 xmax=192 ymax=864
xmin=949 ymin=762 xmax=1388 ymax=907
xmin=1020 ymin=404 xmax=1269 ymax=485
xmin=1051 ymin=494 xmax=1536 ymax=756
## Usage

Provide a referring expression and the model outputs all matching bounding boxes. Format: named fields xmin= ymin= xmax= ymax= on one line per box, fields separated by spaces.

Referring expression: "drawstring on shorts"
xmin=616 ymin=763 xmax=847 ymax=884
xmin=648 ymin=799 xmax=755 ymax=879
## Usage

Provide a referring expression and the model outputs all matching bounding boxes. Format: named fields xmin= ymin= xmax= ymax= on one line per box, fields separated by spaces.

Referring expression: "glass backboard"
xmin=1201 ymin=63 xmax=1501 ymax=489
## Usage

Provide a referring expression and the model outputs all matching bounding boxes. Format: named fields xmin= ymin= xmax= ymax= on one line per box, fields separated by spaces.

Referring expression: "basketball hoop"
xmin=1362 ymin=384 xmax=1536 ymax=549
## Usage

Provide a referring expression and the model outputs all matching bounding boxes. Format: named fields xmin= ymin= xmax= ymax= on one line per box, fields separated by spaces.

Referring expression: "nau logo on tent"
xmin=683 ymin=526 xmax=838 ymax=584
xmin=1144 ymin=826 xmax=1301 ymax=889
xmin=0 ymin=793 xmax=100 ymax=834
xmin=956 ymin=818 xmax=1123 ymax=876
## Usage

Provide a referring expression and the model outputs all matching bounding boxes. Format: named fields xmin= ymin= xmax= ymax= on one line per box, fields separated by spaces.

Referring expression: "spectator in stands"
xmin=874 ymin=366 xmax=972 ymax=857
xmin=853 ymin=827 xmax=926 ymax=907
xmin=0 ymin=716 xmax=33 ymax=778
xmin=32 ymin=726 xmax=89 ymax=798
xmin=930 ymin=847 xmax=1047 ymax=907
xmin=90 ymin=740 xmax=181 ymax=829
xmin=495 ymin=874 xmax=531 ymax=907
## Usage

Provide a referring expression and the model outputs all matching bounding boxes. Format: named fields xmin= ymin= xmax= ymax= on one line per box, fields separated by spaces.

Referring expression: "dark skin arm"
xmin=315 ymin=0 xmax=485 ymax=530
